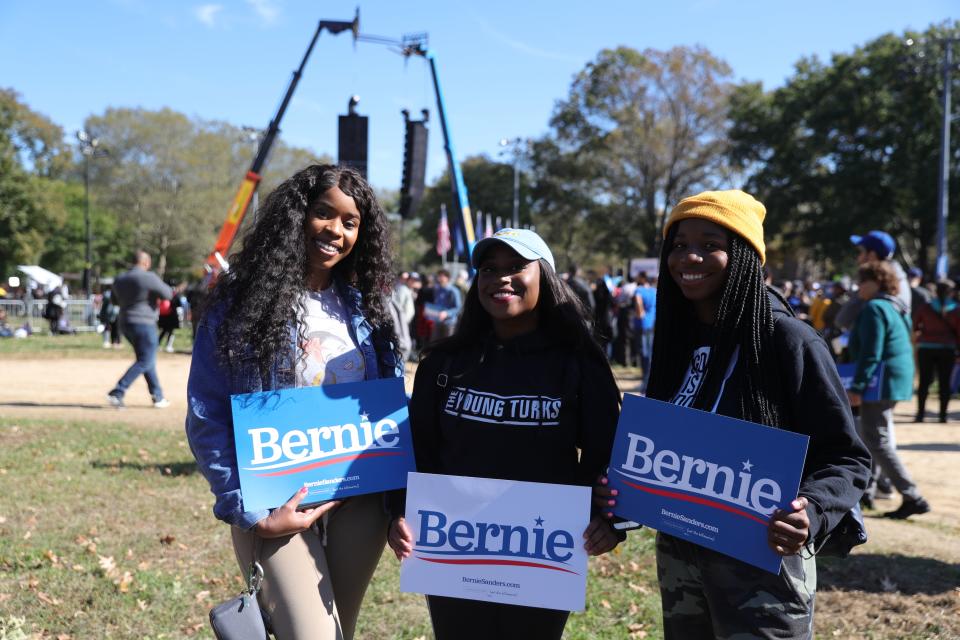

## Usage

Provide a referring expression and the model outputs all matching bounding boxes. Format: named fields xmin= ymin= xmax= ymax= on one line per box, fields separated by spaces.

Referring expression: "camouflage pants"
xmin=656 ymin=533 xmax=816 ymax=640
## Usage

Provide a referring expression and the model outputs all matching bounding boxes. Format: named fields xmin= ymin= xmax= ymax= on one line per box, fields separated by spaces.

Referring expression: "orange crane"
xmin=203 ymin=10 xmax=359 ymax=281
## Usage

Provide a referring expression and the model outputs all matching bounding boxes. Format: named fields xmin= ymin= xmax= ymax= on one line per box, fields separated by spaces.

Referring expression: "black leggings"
xmin=917 ymin=347 xmax=954 ymax=420
xmin=427 ymin=595 xmax=569 ymax=640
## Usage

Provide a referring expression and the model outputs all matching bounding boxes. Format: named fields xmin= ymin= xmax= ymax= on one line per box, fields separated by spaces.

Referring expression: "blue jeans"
xmin=112 ymin=322 xmax=163 ymax=400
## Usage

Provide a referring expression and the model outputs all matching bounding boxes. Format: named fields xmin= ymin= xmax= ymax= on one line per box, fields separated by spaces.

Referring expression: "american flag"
xmin=436 ymin=204 xmax=452 ymax=256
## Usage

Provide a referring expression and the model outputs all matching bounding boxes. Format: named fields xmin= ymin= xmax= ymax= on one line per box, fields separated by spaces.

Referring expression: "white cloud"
xmin=469 ymin=11 xmax=580 ymax=63
xmin=247 ymin=0 xmax=280 ymax=24
xmin=194 ymin=4 xmax=223 ymax=27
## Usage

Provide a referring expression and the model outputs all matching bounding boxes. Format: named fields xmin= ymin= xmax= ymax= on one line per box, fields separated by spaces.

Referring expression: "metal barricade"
xmin=7 ymin=298 xmax=99 ymax=333
xmin=0 ymin=299 xmax=26 ymax=319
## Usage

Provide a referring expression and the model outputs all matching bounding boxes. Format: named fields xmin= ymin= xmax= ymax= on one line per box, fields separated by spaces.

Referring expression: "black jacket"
xmin=711 ymin=295 xmax=871 ymax=547
xmin=389 ymin=329 xmax=620 ymax=517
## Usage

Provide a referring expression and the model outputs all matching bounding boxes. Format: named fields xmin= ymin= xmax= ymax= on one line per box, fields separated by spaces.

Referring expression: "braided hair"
xmin=645 ymin=225 xmax=790 ymax=427
xmin=206 ymin=164 xmax=396 ymax=378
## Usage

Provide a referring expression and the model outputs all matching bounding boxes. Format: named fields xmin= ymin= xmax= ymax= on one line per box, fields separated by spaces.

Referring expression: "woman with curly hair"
xmin=186 ymin=164 xmax=402 ymax=639
xmin=848 ymin=260 xmax=929 ymax=519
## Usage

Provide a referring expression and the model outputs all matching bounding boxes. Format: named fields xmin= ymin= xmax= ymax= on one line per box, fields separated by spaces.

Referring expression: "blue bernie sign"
xmin=607 ymin=395 xmax=809 ymax=574
xmin=836 ymin=363 xmax=884 ymax=402
xmin=231 ymin=377 xmax=416 ymax=512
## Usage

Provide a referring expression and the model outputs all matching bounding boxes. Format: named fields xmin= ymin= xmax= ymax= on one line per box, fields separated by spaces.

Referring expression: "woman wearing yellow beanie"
xmin=600 ymin=190 xmax=870 ymax=638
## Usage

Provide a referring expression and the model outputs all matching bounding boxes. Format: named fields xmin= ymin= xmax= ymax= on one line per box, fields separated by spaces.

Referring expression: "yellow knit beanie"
xmin=663 ymin=190 xmax=767 ymax=264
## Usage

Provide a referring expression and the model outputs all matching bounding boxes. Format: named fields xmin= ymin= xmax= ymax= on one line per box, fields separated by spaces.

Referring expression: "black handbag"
xmin=815 ymin=503 xmax=868 ymax=558
xmin=209 ymin=561 xmax=270 ymax=640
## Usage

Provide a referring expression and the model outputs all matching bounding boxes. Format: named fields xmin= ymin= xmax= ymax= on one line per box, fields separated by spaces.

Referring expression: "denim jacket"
xmin=185 ymin=278 xmax=403 ymax=529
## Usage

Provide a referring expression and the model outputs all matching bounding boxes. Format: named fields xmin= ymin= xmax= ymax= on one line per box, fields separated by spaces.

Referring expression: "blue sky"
xmin=0 ymin=0 xmax=954 ymax=191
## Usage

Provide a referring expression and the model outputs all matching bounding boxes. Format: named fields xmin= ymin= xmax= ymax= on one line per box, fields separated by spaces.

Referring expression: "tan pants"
xmin=231 ymin=493 xmax=389 ymax=640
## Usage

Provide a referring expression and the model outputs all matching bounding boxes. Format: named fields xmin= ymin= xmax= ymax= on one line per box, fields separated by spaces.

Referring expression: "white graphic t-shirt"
xmin=296 ymin=287 xmax=365 ymax=387
xmin=670 ymin=345 xmax=740 ymax=412
xmin=671 ymin=346 xmax=711 ymax=408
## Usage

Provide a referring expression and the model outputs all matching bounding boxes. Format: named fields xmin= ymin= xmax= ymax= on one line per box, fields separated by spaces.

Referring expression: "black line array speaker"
xmin=400 ymin=109 xmax=429 ymax=219
xmin=339 ymin=113 xmax=368 ymax=179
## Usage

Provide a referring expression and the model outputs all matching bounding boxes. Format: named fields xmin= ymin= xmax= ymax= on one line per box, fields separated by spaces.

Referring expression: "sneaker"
xmin=164 ymin=346 xmax=174 ymax=353
xmin=102 ymin=342 xmax=111 ymax=349
xmin=107 ymin=392 xmax=124 ymax=409
xmin=883 ymin=497 xmax=931 ymax=520
xmin=153 ymin=398 xmax=171 ymax=409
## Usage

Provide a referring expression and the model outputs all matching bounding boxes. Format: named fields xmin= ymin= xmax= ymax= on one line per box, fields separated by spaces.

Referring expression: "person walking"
xmin=912 ymin=278 xmax=958 ymax=423
xmin=387 ymin=228 xmax=623 ymax=639
xmin=848 ymin=260 xmax=930 ymax=518
xmin=106 ymin=250 xmax=173 ymax=408
xmin=186 ymin=165 xmax=402 ymax=640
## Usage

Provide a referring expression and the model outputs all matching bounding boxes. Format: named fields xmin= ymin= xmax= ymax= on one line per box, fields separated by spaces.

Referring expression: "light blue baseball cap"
xmin=471 ymin=228 xmax=556 ymax=271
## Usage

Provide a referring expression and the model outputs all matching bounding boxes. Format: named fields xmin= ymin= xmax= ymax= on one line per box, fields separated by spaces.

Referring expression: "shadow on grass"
xmin=0 ymin=401 xmax=112 ymax=410
xmin=898 ymin=442 xmax=960 ymax=452
xmin=818 ymin=553 xmax=960 ymax=595
xmin=90 ymin=460 xmax=200 ymax=477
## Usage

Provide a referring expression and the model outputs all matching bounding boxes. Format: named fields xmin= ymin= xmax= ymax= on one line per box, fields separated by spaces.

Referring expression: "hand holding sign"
xmin=767 ymin=497 xmax=810 ymax=556
xmin=592 ymin=475 xmax=618 ymax=518
xmin=254 ymin=487 xmax=341 ymax=538
xmin=388 ymin=516 xmax=414 ymax=560
xmin=582 ymin=516 xmax=619 ymax=556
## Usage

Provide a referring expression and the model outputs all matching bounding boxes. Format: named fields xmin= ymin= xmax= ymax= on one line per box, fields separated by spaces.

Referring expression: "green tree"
xmin=414 ymin=154 xmax=530 ymax=266
xmin=83 ymin=108 xmax=331 ymax=280
xmin=0 ymin=89 xmax=73 ymax=277
xmin=534 ymin=46 xmax=736 ymax=263
xmin=727 ymin=22 xmax=960 ymax=272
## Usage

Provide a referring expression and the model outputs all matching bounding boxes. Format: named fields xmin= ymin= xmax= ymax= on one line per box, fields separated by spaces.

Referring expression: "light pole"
xmin=76 ymin=130 xmax=106 ymax=296
xmin=907 ymin=35 xmax=959 ymax=278
xmin=499 ymin=137 xmax=523 ymax=229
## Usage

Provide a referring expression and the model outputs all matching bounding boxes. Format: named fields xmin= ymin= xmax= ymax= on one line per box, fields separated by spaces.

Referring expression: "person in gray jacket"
xmin=107 ymin=250 xmax=173 ymax=408
xmin=834 ymin=230 xmax=911 ymax=331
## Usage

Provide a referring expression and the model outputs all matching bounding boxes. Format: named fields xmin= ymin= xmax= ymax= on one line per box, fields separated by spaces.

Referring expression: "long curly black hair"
xmin=206 ymin=164 xmax=396 ymax=377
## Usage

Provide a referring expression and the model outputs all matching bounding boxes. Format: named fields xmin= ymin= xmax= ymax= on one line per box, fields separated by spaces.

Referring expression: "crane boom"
xmin=204 ymin=10 xmax=359 ymax=277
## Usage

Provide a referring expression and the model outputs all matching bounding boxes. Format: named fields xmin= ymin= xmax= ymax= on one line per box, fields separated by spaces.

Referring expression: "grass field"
xmin=0 ymin=416 xmax=663 ymax=639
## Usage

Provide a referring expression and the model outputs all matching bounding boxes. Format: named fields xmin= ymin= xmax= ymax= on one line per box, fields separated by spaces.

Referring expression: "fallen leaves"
xmin=97 ymin=555 xmax=117 ymax=577
xmin=116 ymin=571 xmax=134 ymax=593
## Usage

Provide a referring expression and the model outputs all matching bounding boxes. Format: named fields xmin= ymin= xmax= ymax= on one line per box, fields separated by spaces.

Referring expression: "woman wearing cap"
xmin=598 ymin=190 xmax=869 ymax=638
xmin=386 ymin=228 xmax=624 ymax=639
xmin=186 ymin=164 xmax=402 ymax=640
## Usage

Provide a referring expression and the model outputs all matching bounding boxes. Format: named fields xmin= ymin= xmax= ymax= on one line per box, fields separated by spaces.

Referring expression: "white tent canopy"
xmin=17 ymin=265 xmax=63 ymax=289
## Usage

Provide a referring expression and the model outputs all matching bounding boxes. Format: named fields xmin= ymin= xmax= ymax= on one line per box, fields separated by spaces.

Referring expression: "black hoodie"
xmin=388 ymin=329 xmax=621 ymax=517
xmin=707 ymin=295 xmax=871 ymax=546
